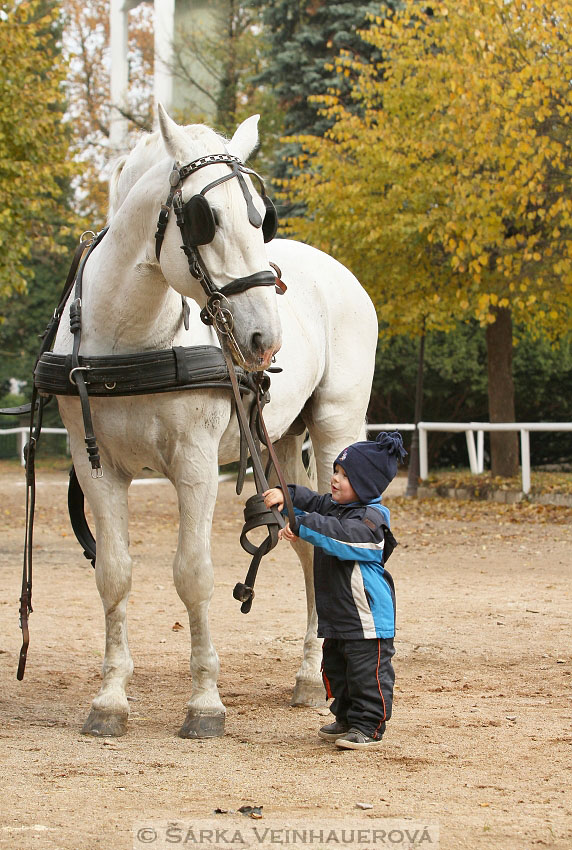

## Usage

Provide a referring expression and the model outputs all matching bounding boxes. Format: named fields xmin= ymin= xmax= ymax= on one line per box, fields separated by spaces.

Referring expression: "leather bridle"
xmin=154 ymin=150 xmax=285 ymax=375
xmin=154 ymin=152 xmax=279 ymax=301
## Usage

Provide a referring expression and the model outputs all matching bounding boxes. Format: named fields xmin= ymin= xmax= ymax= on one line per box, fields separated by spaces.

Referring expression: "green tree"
xmin=370 ymin=325 xmax=572 ymax=467
xmin=169 ymin=0 xmax=282 ymax=172
xmin=63 ymin=0 xmax=154 ymax=221
xmin=282 ymin=0 xmax=572 ymax=477
xmin=250 ymin=0 xmax=398 ymax=193
xmin=0 ymin=0 xmax=78 ymax=303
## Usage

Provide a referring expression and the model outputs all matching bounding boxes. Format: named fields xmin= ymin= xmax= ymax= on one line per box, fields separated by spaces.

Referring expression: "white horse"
xmin=52 ymin=106 xmax=378 ymax=737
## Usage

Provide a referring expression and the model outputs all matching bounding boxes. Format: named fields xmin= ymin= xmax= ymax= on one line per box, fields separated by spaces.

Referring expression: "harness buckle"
xmin=69 ymin=365 xmax=91 ymax=386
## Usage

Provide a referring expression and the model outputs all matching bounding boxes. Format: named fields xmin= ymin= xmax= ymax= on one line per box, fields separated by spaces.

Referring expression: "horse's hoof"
xmin=81 ymin=708 xmax=128 ymax=737
xmin=178 ymin=710 xmax=225 ymax=739
xmin=291 ymin=678 xmax=326 ymax=707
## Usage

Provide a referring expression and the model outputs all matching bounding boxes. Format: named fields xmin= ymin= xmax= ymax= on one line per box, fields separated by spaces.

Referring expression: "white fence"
xmin=0 ymin=426 xmax=69 ymax=463
xmin=1 ymin=422 xmax=570 ymax=495
xmin=417 ymin=421 xmax=572 ymax=494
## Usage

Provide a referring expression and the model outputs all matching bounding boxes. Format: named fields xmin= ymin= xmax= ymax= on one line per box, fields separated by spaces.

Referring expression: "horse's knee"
xmin=173 ymin=548 xmax=213 ymax=607
xmin=94 ymin=552 xmax=132 ymax=609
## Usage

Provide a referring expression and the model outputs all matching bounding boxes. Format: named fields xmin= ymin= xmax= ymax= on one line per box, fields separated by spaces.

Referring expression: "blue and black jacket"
xmin=285 ymin=485 xmax=396 ymax=640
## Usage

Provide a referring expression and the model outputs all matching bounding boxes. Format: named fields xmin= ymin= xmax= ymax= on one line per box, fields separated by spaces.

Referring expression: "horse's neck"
xmin=79 ymin=239 xmax=182 ymax=355
xmin=76 ymin=156 xmax=186 ymax=354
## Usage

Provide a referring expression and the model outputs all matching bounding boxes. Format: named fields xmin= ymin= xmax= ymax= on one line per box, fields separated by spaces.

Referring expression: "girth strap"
xmin=34 ymin=345 xmax=251 ymax=398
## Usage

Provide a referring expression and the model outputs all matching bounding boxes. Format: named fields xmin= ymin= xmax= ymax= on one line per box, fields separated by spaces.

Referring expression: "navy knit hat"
xmin=334 ymin=431 xmax=407 ymax=502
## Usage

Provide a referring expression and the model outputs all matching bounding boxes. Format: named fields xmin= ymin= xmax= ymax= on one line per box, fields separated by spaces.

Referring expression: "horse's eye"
xmin=212 ymin=209 xmax=220 ymax=227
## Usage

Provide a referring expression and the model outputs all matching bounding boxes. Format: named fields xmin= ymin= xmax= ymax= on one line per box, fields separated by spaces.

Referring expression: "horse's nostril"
xmin=251 ymin=332 xmax=263 ymax=353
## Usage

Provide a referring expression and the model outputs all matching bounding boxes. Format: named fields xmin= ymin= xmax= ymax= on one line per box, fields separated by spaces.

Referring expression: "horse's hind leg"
xmin=79 ymin=470 xmax=134 ymax=737
xmin=268 ymin=434 xmax=325 ymax=707
xmin=171 ymin=454 xmax=226 ymax=739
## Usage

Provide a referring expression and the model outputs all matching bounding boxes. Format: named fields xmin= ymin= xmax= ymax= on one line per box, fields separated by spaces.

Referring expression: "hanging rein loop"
xmin=208 ymin=292 xmax=296 ymax=613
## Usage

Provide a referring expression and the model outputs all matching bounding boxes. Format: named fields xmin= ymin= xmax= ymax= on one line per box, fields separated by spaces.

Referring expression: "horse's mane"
xmin=107 ymin=123 xmax=228 ymax=222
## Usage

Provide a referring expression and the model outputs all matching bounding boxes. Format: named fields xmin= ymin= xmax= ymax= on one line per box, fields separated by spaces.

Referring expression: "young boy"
xmin=264 ymin=431 xmax=406 ymax=750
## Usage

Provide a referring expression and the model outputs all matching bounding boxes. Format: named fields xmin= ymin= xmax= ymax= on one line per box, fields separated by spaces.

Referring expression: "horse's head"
xmin=154 ymin=106 xmax=282 ymax=371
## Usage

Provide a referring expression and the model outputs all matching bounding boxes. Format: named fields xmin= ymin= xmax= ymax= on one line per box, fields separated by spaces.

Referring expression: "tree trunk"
xmin=405 ymin=332 xmax=425 ymax=497
xmin=486 ymin=307 xmax=519 ymax=477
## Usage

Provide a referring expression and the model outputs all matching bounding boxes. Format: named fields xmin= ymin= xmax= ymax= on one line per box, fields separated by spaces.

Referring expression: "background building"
xmin=110 ymin=0 xmax=221 ymax=150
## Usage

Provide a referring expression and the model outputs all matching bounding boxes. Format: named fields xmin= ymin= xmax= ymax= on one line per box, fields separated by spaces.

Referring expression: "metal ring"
xmin=104 ymin=382 xmax=117 ymax=391
xmin=68 ymin=366 xmax=90 ymax=386
xmin=214 ymin=307 xmax=234 ymax=335
xmin=80 ymin=230 xmax=96 ymax=245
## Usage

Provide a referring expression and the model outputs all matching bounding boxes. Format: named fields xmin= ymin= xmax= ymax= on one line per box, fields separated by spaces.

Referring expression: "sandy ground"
xmin=0 ymin=463 xmax=571 ymax=850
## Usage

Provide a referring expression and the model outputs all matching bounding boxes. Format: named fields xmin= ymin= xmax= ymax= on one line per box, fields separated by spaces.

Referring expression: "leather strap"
xmin=233 ymin=494 xmax=278 ymax=614
xmin=211 ymin=319 xmax=296 ymax=612
xmin=254 ymin=384 xmax=297 ymax=526
xmin=34 ymin=345 xmax=253 ymax=398
xmin=17 ymin=387 xmax=46 ymax=680
xmin=68 ymin=230 xmax=112 ymax=476
xmin=13 ymin=231 xmax=107 ymax=679
xmin=68 ymin=466 xmax=96 ymax=566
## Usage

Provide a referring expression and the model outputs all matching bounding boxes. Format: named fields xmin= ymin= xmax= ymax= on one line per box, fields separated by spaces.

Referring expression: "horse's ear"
xmin=227 ymin=115 xmax=260 ymax=162
xmin=157 ymin=102 xmax=191 ymax=162
xmin=108 ymin=154 xmax=128 ymax=219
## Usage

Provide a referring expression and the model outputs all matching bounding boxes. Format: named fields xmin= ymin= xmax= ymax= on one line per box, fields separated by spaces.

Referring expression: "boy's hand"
xmin=279 ymin=522 xmax=299 ymax=542
xmin=263 ymin=488 xmax=284 ymax=512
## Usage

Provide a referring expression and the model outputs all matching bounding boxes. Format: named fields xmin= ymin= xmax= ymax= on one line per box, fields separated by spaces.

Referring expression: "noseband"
xmin=154 ymin=153 xmax=279 ymax=306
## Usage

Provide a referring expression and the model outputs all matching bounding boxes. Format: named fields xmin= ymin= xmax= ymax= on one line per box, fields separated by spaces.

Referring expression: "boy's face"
xmin=330 ymin=464 xmax=360 ymax=504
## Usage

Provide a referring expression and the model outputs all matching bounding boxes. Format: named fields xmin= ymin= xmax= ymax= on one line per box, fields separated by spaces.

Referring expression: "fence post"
xmin=19 ymin=430 xmax=26 ymax=466
xmin=520 ymin=429 xmax=531 ymax=494
xmin=465 ymin=431 xmax=479 ymax=474
xmin=477 ymin=430 xmax=484 ymax=473
xmin=419 ymin=426 xmax=428 ymax=480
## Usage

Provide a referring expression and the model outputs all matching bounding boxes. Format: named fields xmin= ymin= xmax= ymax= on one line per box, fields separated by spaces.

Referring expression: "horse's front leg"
xmin=269 ymin=434 xmax=325 ymax=706
xmin=80 ymin=470 xmax=133 ymax=737
xmin=172 ymin=457 xmax=225 ymax=739
xmin=289 ymin=536 xmax=326 ymax=706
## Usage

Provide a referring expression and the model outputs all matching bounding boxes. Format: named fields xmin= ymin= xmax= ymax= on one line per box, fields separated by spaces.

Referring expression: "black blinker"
xmin=182 ymin=194 xmax=217 ymax=246
xmin=262 ymin=196 xmax=278 ymax=243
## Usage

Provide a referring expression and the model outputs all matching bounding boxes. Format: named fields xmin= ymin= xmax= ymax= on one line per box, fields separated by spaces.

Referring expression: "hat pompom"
xmin=375 ymin=431 xmax=407 ymax=463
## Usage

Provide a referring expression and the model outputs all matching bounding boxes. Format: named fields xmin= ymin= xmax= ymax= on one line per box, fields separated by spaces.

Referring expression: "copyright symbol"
xmin=137 ymin=827 xmax=157 ymax=844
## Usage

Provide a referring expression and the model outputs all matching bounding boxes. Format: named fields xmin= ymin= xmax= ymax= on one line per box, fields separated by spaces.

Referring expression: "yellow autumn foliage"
xmin=0 ymin=0 xmax=79 ymax=299
xmin=280 ymin=0 xmax=572 ymax=339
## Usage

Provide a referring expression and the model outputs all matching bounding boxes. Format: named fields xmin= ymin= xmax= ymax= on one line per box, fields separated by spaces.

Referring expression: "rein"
xmin=0 ymin=230 xmax=102 ymax=680
xmin=208 ymin=295 xmax=296 ymax=612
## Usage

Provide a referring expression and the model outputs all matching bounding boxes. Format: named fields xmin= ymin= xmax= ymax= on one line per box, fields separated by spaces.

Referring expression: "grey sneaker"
xmin=335 ymin=727 xmax=384 ymax=749
xmin=318 ymin=720 xmax=350 ymax=741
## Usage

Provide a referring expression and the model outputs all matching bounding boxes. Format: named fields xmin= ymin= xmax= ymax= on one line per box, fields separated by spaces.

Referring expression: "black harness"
xmin=155 ymin=152 xmax=278 ymax=298
xmin=2 ymin=150 xmax=295 ymax=679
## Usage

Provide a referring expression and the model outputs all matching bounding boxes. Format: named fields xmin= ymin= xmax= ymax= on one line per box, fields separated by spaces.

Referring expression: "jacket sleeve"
xmin=295 ymin=506 xmax=385 ymax=565
xmin=284 ymin=485 xmax=330 ymax=519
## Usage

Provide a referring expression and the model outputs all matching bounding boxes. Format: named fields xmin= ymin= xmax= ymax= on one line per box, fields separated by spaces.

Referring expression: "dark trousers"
xmin=322 ymin=637 xmax=395 ymax=739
